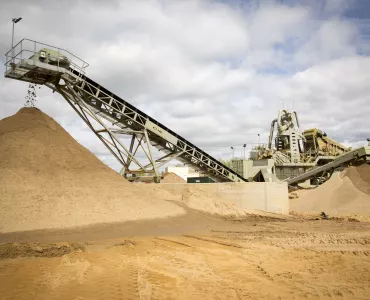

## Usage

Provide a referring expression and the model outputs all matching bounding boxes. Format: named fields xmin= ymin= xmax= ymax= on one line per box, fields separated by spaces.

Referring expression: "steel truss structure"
xmin=286 ymin=146 xmax=370 ymax=186
xmin=5 ymin=38 xmax=246 ymax=183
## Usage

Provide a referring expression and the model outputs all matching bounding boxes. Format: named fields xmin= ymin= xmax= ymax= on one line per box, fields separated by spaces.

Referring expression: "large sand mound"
xmin=0 ymin=108 xmax=185 ymax=233
xmin=290 ymin=164 xmax=370 ymax=216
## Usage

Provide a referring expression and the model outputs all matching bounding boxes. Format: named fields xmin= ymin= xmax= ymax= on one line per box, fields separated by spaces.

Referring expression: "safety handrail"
xmin=5 ymin=38 xmax=89 ymax=68
xmin=4 ymin=38 xmax=89 ymax=77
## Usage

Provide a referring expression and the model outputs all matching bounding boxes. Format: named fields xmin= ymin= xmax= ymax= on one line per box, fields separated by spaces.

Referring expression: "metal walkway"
xmin=4 ymin=38 xmax=246 ymax=183
xmin=285 ymin=146 xmax=370 ymax=186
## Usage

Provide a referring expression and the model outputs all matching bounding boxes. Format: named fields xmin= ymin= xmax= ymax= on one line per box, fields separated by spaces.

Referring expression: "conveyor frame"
xmin=4 ymin=38 xmax=246 ymax=183
xmin=285 ymin=146 xmax=370 ymax=186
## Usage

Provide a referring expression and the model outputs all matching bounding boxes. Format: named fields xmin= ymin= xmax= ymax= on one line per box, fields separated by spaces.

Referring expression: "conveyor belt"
xmin=4 ymin=41 xmax=246 ymax=183
xmin=285 ymin=146 xmax=370 ymax=185
xmin=68 ymin=69 xmax=246 ymax=182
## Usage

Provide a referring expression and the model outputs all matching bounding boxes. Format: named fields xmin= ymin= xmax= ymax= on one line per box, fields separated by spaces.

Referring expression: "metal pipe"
xmin=11 ymin=21 xmax=14 ymax=63
xmin=293 ymin=111 xmax=300 ymax=132
xmin=33 ymin=41 xmax=36 ymax=65
xmin=143 ymin=129 xmax=159 ymax=177
xmin=268 ymin=119 xmax=277 ymax=149
xmin=11 ymin=18 xmax=22 ymax=65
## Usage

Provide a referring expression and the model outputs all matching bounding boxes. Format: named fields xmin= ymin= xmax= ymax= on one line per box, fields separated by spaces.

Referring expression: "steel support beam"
xmin=57 ymin=83 xmax=161 ymax=177
xmin=4 ymin=41 xmax=247 ymax=182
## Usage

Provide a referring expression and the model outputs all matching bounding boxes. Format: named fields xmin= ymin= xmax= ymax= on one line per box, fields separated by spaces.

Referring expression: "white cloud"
xmin=248 ymin=3 xmax=309 ymax=48
xmin=295 ymin=18 xmax=358 ymax=66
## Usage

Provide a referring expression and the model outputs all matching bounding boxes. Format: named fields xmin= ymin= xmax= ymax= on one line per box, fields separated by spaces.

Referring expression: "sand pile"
xmin=347 ymin=164 xmax=370 ymax=195
xmin=180 ymin=185 xmax=248 ymax=216
xmin=144 ymin=184 xmax=253 ymax=217
xmin=0 ymin=108 xmax=185 ymax=233
xmin=290 ymin=164 xmax=370 ymax=216
xmin=161 ymin=172 xmax=186 ymax=183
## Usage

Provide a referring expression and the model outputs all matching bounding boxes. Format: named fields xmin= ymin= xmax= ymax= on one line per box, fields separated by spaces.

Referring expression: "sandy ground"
xmin=1 ymin=210 xmax=370 ymax=300
xmin=2 ymin=108 xmax=370 ymax=299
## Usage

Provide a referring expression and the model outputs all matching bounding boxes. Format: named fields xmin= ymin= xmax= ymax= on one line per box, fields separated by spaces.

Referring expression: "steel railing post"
xmin=11 ymin=21 xmax=14 ymax=64
xmin=33 ymin=41 xmax=36 ymax=65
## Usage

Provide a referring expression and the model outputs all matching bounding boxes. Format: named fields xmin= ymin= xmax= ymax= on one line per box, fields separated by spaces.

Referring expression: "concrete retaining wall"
xmin=160 ymin=182 xmax=289 ymax=214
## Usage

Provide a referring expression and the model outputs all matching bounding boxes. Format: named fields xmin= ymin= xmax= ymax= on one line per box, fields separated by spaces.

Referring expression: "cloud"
xmin=295 ymin=18 xmax=358 ymax=66
xmin=0 ymin=0 xmax=369 ymax=171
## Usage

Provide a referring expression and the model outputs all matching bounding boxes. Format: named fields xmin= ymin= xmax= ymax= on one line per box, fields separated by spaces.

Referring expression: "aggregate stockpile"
xmin=291 ymin=164 xmax=370 ymax=217
xmin=161 ymin=172 xmax=186 ymax=183
xmin=0 ymin=108 xmax=186 ymax=233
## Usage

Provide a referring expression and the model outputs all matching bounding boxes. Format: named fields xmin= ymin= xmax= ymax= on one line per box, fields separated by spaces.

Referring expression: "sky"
xmin=0 ymin=0 xmax=369 ymax=171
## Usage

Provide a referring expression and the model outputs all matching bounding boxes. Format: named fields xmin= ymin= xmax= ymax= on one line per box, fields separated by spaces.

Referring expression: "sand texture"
xmin=142 ymin=183 xmax=261 ymax=217
xmin=1 ymin=215 xmax=370 ymax=300
xmin=161 ymin=172 xmax=186 ymax=183
xmin=0 ymin=108 xmax=185 ymax=233
xmin=290 ymin=164 xmax=370 ymax=216
xmin=180 ymin=185 xmax=249 ymax=216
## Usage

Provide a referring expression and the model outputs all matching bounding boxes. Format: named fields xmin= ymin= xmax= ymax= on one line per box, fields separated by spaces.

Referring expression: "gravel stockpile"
xmin=291 ymin=164 xmax=370 ymax=216
xmin=161 ymin=172 xmax=186 ymax=183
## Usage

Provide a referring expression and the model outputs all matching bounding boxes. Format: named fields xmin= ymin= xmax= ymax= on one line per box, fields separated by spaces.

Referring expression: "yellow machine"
xmin=246 ymin=110 xmax=352 ymax=183
xmin=303 ymin=128 xmax=349 ymax=158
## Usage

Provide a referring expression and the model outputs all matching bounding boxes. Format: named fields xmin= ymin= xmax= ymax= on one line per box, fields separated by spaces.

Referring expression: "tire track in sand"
xmin=0 ymin=258 xmax=52 ymax=300
xmin=69 ymin=252 xmax=139 ymax=300
xmin=155 ymin=237 xmax=193 ymax=248
xmin=183 ymin=235 xmax=244 ymax=249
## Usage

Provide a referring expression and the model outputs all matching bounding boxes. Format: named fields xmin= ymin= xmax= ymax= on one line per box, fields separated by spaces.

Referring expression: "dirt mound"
xmin=290 ymin=165 xmax=370 ymax=216
xmin=0 ymin=108 xmax=185 ymax=233
xmin=150 ymin=184 xmax=272 ymax=218
xmin=161 ymin=172 xmax=186 ymax=183
xmin=358 ymin=164 xmax=370 ymax=184
xmin=346 ymin=164 xmax=370 ymax=195
xmin=0 ymin=242 xmax=85 ymax=259
xmin=0 ymin=107 xmax=127 ymax=177
xmin=180 ymin=185 xmax=247 ymax=217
